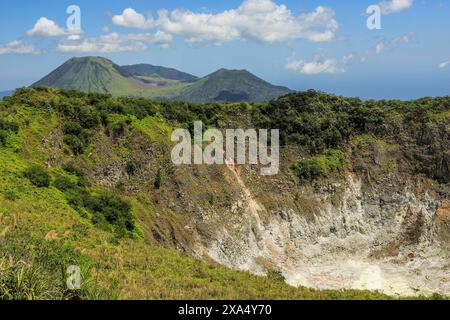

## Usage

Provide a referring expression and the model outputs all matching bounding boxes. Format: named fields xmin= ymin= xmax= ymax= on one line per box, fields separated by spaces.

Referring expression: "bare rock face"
xmin=191 ymin=168 xmax=449 ymax=296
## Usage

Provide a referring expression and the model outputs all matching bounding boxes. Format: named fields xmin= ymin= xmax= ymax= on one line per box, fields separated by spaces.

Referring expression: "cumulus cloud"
xmin=0 ymin=40 xmax=41 ymax=55
xmin=57 ymin=31 xmax=172 ymax=53
xmin=285 ymin=55 xmax=346 ymax=75
xmin=27 ymin=17 xmax=66 ymax=37
xmin=438 ymin=61 xmax=450 ymax=69
xmin=112 ymin=8 xmax=154 ymax=29
xmin=150 ymin=30 xmax=173 ymax=48
xmin=111 ymin=0 xmax=339 ymax=44
xmin=379 ymin=0 xmax=414 ymax=14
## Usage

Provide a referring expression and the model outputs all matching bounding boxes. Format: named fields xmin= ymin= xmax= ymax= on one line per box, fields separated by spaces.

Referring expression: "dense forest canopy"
xmin=1 ymin=86 xmax=449 ymax=183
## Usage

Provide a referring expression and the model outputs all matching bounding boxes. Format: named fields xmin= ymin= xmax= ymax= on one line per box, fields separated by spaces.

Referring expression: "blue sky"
xmin=0 ymin=0 xmax=449 ymax=99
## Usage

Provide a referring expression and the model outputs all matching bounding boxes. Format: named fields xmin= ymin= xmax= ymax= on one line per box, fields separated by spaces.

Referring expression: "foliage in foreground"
xmin=0 ymin=230 xmax=106 ymax=300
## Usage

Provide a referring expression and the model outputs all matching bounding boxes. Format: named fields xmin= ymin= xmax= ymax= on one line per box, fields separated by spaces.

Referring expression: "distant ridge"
xmin=121 ymin=64 xmax=198 ymax=82
xmin=33 ymin=56 xmax=292 ymax=102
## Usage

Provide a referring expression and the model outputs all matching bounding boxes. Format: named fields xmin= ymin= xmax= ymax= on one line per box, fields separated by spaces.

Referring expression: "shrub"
xmin=291 ymin=159 xmax=324 ymax=181
xmin=207 ymin=193 xmax=215 ymax=205
xmin=77 ymin=107 xmax=100 ymax=129
xmin=125 ymin=161 xmax=139 ymax=176
xmin=64 ymin=134 xmax=85 ymax=155
xmin=267 ymin=270 xmax=286 ymax=282
xmin=60 ymin=181 xmax=135 ymax=235
xmin=63 ymin=163 xmax=84 ymax=176
xmin=54 ymin=175 xmax=77 ymax=191
xmin=0 ymin=119 xmax=19 ymax=133
xmin=24 ymin=166 xmax=51 ymax=188
xmin=65 ymin=187 xmax=91 ymax=211
xmin=292 ymin=149 xmax=346 ymax=181
xmin=0 ymin=119 xmax=19 ymax=147
xmin=109 ymin=120 xmax=131 ymax=139
xmin=323 ymin=149 xmax=346 ymax=171
xmin=154 ymin=168 xmax=163 ymax=189
xmin=62 ymin=163 xmax=89 ymax=187
xmin=86 ymin=192 xmax=134 ymax=233
xmin=0 ymin=130 xmax=7 ymax=146
xmin=63 ymin=121 xmax=83 ymax=136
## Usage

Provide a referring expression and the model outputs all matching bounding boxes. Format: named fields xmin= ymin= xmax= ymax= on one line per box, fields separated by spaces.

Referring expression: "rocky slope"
xmin=180 ymin=114 xmax=450 ymax=296
xmin=67 ymin=91 xmax=449 ymax=296
xmin=1 ymin=88 xmax=448 ymax=298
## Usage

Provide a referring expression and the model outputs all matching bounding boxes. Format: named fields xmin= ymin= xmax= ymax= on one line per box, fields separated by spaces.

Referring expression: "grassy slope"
xmin=34 ymin=57 xmax=117 ymax=93
xmin=111 ymin=76 xmax=190 ymax=100
xmin=0 ymin=89 xmax=403 ymax=300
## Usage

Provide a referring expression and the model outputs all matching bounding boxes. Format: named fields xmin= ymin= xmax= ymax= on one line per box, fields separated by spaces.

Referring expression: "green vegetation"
xmin=85 ymin=192 xmax=134 ymax=235
xmin=154 ymin=168 xmax=163 ymax=189
xmin=267 ymin=270 xmax=286 ymax=282
xmin=291 ymin=149 xmax=346 ymax=181
xmin=121 ymin=63 xmax=198 ymax=82
xmin=0 ymin=131 xmax=6 ymax=147
xmin=352 ymin=134 xmax=379 ymax=151
xmin=34 ymin=57 xmax=124 ymax=94
xmin=0 ymin=230 xmax=101 ymax=300
xmin=257 ymin=91 xmax=362 ymax=153
xmin=0 ymin=119 xmax=19 ymax=147
xmin=55 ymin=168 xmax=137 ymax=236
xmin=175 ymin=68 xmax=292 ymax=102
xmin=0 ymin=86 xmax=449 ymax=300
xmin=24 ymin=166 xmax=51 ymax=188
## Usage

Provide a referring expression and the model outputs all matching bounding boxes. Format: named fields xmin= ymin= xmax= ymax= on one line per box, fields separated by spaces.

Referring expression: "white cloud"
xmin=150 ymin=30 xmax=173 ymax=48
xmin=112 ymin=8 xmax=154 ymax=29
xmin=375 ymin=34 xmax=411 ymax=55
xmin=391 ymin=34 xmax=410 ymax=45
xmin=57 ymin=31 xmax=172 ymax=53
xmin=112 ymin=0 xmax=339 ymax=44
xmin=379 ymin=0 xmax=414 ymax=14
xmin=438 ymin=61 xmax=450 ymax=69
xmin=343 ymin=53 xmax=354 ymax=64
xmin=285 ymin=56 xmax=344 ymax=75
xmin=27 ymin=17 xmax=66 ymax=37
xmin=376 ymin=42 xmax=385 ymax=54
xmin=67 ymin=34 xmax=82 ymax=41
xmin=0 ymin=40 xmax=41 ymax=55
